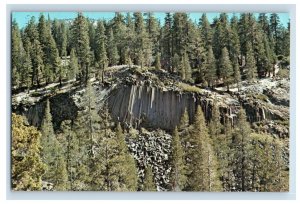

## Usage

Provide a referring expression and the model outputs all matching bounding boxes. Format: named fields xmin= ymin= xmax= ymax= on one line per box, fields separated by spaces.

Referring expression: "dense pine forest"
xmin=12 ymin=12 xmax=290 ymax=192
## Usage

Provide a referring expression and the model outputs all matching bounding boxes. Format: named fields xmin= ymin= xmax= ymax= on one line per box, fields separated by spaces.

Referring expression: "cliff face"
xmin=12 ymin=67 xmax=289 ymax=138
xmin=108 ymin=85 xmax=197 ymax=130
xmin=13 ymin=92 xmax=78 ymax=130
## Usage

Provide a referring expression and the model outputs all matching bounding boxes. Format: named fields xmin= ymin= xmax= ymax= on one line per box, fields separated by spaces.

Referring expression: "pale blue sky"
xmin=12 ymin=12 xmax=290 ymax=29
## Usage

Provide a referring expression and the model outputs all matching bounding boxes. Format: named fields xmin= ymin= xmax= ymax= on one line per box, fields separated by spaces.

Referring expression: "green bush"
xmin=277 ymin=68 xmax=290 ymax=78
xmin=178 ymin=82 xmax=202 ymax=93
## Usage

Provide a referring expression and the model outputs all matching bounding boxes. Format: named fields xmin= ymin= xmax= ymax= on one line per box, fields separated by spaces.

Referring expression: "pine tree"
xmin=24 ymin=17 xmax=44 ymax=87
xmin=162 ymin=13 xmax=173 ymax=71
xmin=169 ymin=127 xmax=186 ymax=191
xmin=53 ymin=155 xmax=68 ymax=191
xmin=133 ymin=12 xmax=148 ymax=67
xmin=38 ymin=14 xmax=60 ymax=84
xmin=68 ymin=48 xmax=79 ymax=80
xmin=31 ymin=39 xmax=44 ymax=87
xmin=219 ymin=47 xmax=233 ymax=91
xmin=73 ymin=81 xmax=102 ymax=190
xmin=269 ymin=13 xmax=280 ymax=54
xmin=178 ymin=108 xmax=189 ymax=132
xmin=199 ymin=13 xmax=212 ymax=47
xmin=188 ymin=24 xmax=205 ymax=83
xmin=172 ymin=13 xmax=189 ymax=57
xmin=12 ymin=19 xmax=24 ymax=89
xmin=142 ymin=166 xmax=156 ymax=191
xmin=107 ymin=28 xmax=120 ymax=66
xmin=22 ymin=51 xmax=33 ymax=91
xmin=205 ymin=46 xmax=217 ymax=87
xmin=40 ymin=100 xmax=66 ymax=190
xmin=228 ymin=16 xmax=240 ymax=64
xmin=217 ymin=124 xmax=234 ymax=191
xmin=238 ymin=13 xmax=256 ymax=71
xmin=178 ymin=108 xmax=191 ymax=150
xmin=145 ymin=12 xmax=160 ymax=53
xmin=60 ymin=22 xmax=68 ymax=57
xmin=245 ymin=42 xmax=257 ymax=81
xmin=155 ymin=52 xmax=161 ymax=70
xmin=179 ymin=52 xmax=192 ymax=81
xmin=258 ymin=13 xmax=270 ymax=37
xmin=171 ymin=53 xmax=180 ymax=73
xmin=185 ymin=106 xmax=221 ymax=191
xmin=87 ymin=19 xmax=96 ymax=58
xmin=233 ymin=59 xmax=241 ymax=91
xmin=112 ymin=12 xmax=128 ymax=64
xmin=12 ymin=113 xmax=46 ymax=191
xmin=213 ymin=14 xmax=230 ymax=64
xmin=208 ymin=104 xmax=222 ymax=138
xmin=71 ymin=12 xmax=90 ymax=84
xmin=95 ymin=21 xmax=108 ymax=81
xmin=230 ymin=108 xmax=252 ymax=191
xmin=66 ymin=118 xmax=90 ymax=190
xmin=114 ymin=123 xmax=138 ymax=191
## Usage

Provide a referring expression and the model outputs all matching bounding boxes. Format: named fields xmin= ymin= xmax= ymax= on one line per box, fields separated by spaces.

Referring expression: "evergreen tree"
xmin=230 ymin=108 xmax=252 ymax=191
xmin=233 ymin=59 xmax=241 ymax=91
xmin=64 ymin=118 xmax=89 ymax=190
xmin=142 ymin=166 xmax=156 ymax=191
xmin=38 ymin=14 xmax=60 ymax=84
xmin=161 ymin=13 xmax=173 ymax=70
xmin=112 ymin=12 xmax=127 ymax=64
xmin=169 ymin=127 xmax=186 ymax=191
xmin=172 ymin=13 xmax=189 ymax=57
xmin=205 ymin=46 xmax=217 ymax=87
xmin=60 ymin=22 xmax=68 ymax=57
xmin=188 ymin=24 xmax=205 ymax=83
xmin=68 ymin=48 xmax=79 ymax=80
xmin=199 ymin=13 xmax=212 ymax=48
xmin=107 ymin=28 xmax=120 ymax=66
xmin=178 ymin=108 xmax=191 ymax=150
xmin=12 ymin=113 xmax=46 ymax=191
xmin=208 ymin=104 xmax=222 ymax=138
xmin=12 ymin=20 xmax=25 ymax=89
xmin=71 ymin=13 xmax=90 ymax=84
xmin=219 ymin=47 xmax=233 ymax=91
xmin=53 ymin=155 xmax=68 ymax=191
xmin=133 ymin=12 xmax=149 ymax=67
xmin=155 ymin=52 xmax=161 ymax=70
xmin=258 ymin=13 xmax=270 ymax=37
xmin=40 ymin=100 xmax=67 ymax=190
xmin=24 ymin=16 xmax=44 ymax=87
xmin=179 ymin=52 xmax=192 ymax=81
xmin=216 ymin=123 xmax=234 ymax=191
xmin=95 ymin=21 xmax=108 ymax=81
xmin=245 ymin=42 xmax=257 ymax=81
xmin=171 ymin=53 xmax=180 ymax=73
xmin=269 ymin=13 xmax=280 ymax=54
xmin=213 ymin=14 xmax=230 ymax=65
xmin=114 ymin=123 xmax=138 ymax=191
xmin=31 ymin=39 xmax=44 ymax=87
xmin=249 ymin=134 xmax=288 ymax=192
xmin=185 ymin=106 xmax=221 ymax=191
xmin=178 ymin=108 xmax=189 ymax=132
xmin=22 ymin=51 xmax=33 ymax=91
xmin=87 ymin=19 xmax=96 ymax=57
xmin=228 ymin=16 xmax=240 ymax=64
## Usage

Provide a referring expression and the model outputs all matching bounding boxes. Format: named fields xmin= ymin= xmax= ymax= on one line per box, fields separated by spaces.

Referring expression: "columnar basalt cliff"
xmin=12 ymin=67 xmax=289 ymax=138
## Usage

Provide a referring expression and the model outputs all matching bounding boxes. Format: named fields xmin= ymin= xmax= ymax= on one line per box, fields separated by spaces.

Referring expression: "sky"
xmin=12 ymin=12 xmax=290 ymax=29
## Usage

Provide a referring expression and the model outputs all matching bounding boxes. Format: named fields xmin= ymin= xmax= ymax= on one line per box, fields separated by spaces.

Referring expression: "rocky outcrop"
xmin=11 ymin=67 xmax=289 ymax=137
xmin=108 ymin=84 xmax=197 ymax=131
xmin=13 ymin=91 xmax=78 ymax=131
xmin=126 ymin=128 xmax=172 ymax=191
